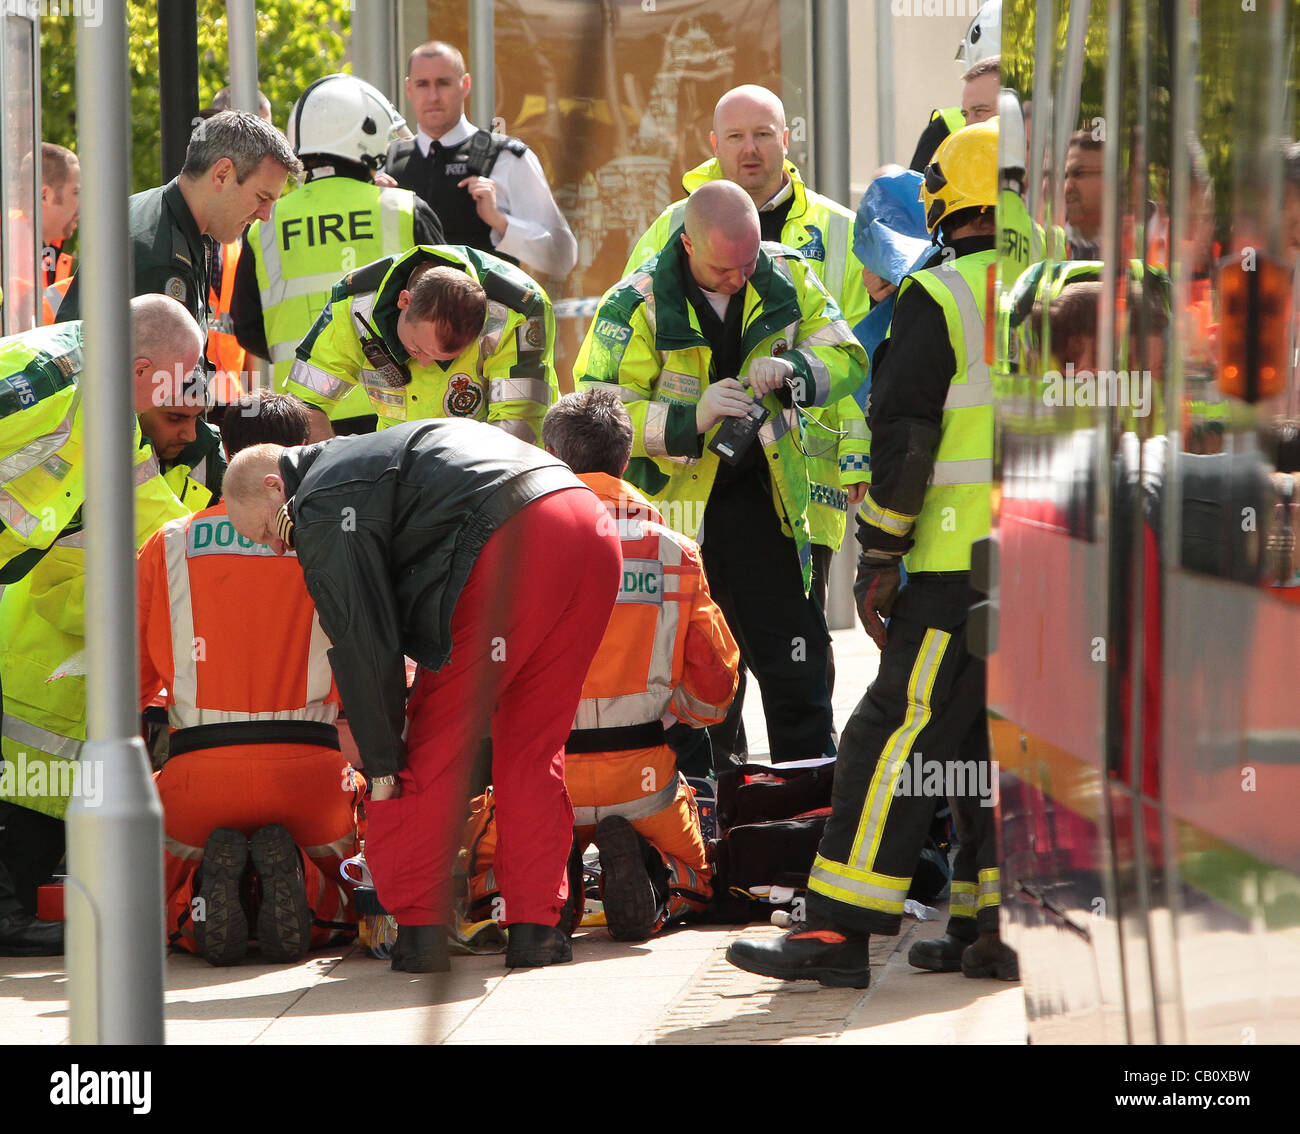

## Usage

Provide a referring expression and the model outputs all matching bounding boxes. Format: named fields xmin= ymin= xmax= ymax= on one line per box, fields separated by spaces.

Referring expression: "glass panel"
xmin=2 ymin=13 xmax=38 ymax=334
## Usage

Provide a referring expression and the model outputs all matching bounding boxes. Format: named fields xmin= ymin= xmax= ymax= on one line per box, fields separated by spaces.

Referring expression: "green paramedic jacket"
xmin=285 ymin=244 xmax=557 ymax=445
xmin=625 ymin=157 xmax=872 ymax=553
xmin=0 ymin=321 xmax=189 ymax=819
xmin=574 ymin=239 xmax=867 ymax=592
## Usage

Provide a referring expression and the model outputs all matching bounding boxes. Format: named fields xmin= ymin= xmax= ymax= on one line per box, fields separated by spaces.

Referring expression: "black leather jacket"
xmin=280 ymin=419 xmax=579 ymax=776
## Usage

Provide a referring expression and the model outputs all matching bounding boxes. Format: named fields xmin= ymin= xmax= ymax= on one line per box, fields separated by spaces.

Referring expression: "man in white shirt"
xmin=386 ymin=40 xmax=577 ymax=279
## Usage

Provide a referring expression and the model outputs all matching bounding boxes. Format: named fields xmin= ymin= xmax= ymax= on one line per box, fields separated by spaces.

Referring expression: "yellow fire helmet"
xmin=920 ymin=117 xmax=1000 ymax=233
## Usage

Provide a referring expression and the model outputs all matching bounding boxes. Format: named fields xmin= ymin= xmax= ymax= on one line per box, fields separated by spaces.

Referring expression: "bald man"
xmin=576 ymin=181 xmax=867 ymax=766
xmin=0 ymin=296 xmax=202 ymax=951
xmin=624 ymin=85 xmax=871 ymax=763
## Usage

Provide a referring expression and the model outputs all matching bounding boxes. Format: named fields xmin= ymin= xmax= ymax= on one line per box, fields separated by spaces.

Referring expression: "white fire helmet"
xmin=288 ymin=73 xmax=413 ymax=170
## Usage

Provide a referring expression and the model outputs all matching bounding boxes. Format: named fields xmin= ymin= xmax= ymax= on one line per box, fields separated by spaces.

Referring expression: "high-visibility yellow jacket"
xmin=285 ymin=245 xmax=557 ymax=445
xmin=625 ymin=158 xmax=871 ymax=551
xmin=0 ymin=322 xmax=189 ymax=819
xmin=574 ymin=240 xmax=867 ymax=591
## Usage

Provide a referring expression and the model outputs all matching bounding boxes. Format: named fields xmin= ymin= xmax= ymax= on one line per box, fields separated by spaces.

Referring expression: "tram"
xmin=991 ymin=0 xmax=1300 ymax=1043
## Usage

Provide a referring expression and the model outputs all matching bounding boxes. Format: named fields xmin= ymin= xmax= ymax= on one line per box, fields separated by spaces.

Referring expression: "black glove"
xmin=854 ymin=554 xmax=902 ymax=649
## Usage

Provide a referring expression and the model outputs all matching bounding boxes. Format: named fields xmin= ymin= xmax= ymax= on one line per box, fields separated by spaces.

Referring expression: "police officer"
xmin=385 ymin=41 xmax=576 ymax=278
xmin=285 ymin=244 xmax=557 ymax=445
xmin=727 ymin=121 xmax=1019 ymax=987
xmin=230 ymin=74 xmax=444 ymax=404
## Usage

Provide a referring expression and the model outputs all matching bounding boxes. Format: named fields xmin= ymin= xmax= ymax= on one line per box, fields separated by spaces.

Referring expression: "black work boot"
xmin=194 ymin=828 xmax=249 ymax=967
xmin=908 ymin=928 xmax=978 ymax=973
xmin=596 ymin=816 xmax=658 ymax=942
xmin=557 ymin=833 xmax=585 ymax=937
xmin=0 ymin=860 xmax=62 ymax=957
xmin=249 ymin=824 xmax=311 ymax=964
xmin=390 ymin=924 xmax=450 ymax=973
xmin=726 ymin=923 xmax=871 ymax=989
xmin=505 ymin=923 xmax=572 ymax=968
xmin=961 ymin=932 xmax=1020 ymax=980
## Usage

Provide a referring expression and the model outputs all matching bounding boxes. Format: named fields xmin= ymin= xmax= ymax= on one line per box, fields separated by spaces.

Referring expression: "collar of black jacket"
xmin=162 ymin=178 xmax=207 ymax=262
xmin=649 ymin=235 xmax=801 ymax=358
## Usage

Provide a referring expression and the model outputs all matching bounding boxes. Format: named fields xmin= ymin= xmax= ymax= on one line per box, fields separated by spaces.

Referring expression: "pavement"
xmin=0 ymin=627 xmax=1028 ymax=1045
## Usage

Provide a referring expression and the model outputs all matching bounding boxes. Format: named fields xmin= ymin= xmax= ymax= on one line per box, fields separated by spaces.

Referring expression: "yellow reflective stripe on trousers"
xmin=807 ymin=854 xmax=911 ymax=914
xmin=949 ymin=880 xmax=978 ymax=919
xmin=851 ymin=627 xmax=950 ymax=871
xmin=978 ymin=867 xmax=1000 ymax=910
xmin=858 ymin=491 xmax=914 ymax=538
xmin=571 ymin=780 xmax=677 ymax=826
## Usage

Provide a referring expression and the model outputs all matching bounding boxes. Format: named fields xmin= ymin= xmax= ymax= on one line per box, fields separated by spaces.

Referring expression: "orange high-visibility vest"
xmin=137 ymin=501 xmax=339 ymax=728
xmin=207 ymin=241 xmax=247 ymax=405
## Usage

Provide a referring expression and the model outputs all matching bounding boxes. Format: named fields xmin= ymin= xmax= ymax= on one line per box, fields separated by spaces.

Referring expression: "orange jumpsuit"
xmin=567 ymin=473 xmax=739 ymax=931
xmin=137 ymin=502 xmax=360 ymax=953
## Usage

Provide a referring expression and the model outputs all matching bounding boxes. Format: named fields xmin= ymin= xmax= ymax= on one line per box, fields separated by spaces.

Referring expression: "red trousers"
xmin=364 ymin=486 xmax=622 ymax=927
xmin=157 ymin=742 xmax=361 ymax=953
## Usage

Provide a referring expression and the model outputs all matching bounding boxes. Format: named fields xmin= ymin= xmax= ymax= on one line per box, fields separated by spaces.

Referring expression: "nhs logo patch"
xmin=11 ymin=374 xmax=37 ymax=408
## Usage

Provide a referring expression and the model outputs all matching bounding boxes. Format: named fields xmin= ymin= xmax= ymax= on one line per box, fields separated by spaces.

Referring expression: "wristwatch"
xmin=369 ymin=775 xmax=397 ymax=788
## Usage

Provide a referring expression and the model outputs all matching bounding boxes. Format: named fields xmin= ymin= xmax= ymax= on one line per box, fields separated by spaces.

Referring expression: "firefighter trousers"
xmin=805 ymin=575 xmax=1000 ymax=937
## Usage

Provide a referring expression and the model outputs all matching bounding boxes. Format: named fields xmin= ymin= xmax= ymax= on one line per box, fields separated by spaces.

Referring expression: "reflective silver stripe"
xmin=858 ymin=493 xmax=913 ymax=537
xmin=0 ymin=490 xmax=42 ymax=537
xmin=191 ymin=456 xmax=207 ymax=487
xmin=269 ymin=341 xmax=301 ymax=365
xmin=164 ymin=517 xmax=199 ymax=714
xmin=43 ymin=284 xmax=66 ymax=319
xmin=359 ymin=372 xmax=406 ymax=413
xmin=936 ymin=269 xmax=992 ymax=410
xmin=647 ymin=536 xmax=683 ymax=692
xmin=802 ymin=319 xmax=855 ymax=348
xmin=488 ymin=377 xmax=551 ymax=406
xmin=571 ymin=691 xmax=669 ymax=731
xmin=978 ymin=867 xmax=1000 ymax=908
xmin=0 ymin=394 xmax=79 ymax=483
xmin=288 ymin=359 xmax=350 ymax=401
xmin=164 ymin=834 xmax=204 ymax=861
xmin=53 ymin=530 xmax=86 ymax=548
xmin=757 ymin=408 xmax=794 ymax=447
xmin=807 ymin=856 xmax=908 ymax=909
xmin=644 ymin=401 xmax=670 ymax=457
xmin=587 ymin=383 xmax=643 ymax=405
xmin=770 ymin=255 xmax=794 ymax=285
xmin=134 ymin=451 xmax=162 ymax=486
xmin=949 ymin=883 xmax=978 ymax=916
xmin=824 ymin=211 xmax=849 ymax=304
xmin=349 ymin=293 xmax=377 ymax=327
xmin=931 ymin=458 xmax=993 ymax=486
xmin=2 ymin=712 xmax=82 ymax=760
xmin=258 ymin=214 xmax=285 ymax=303
xmin=791 ymin=348 xmax=831 ymax=405
xmin=571 ymin=780 xmax=677 ymax=826
xmin=670 ymin=681 xmax=727 ymax=723
xmin=167 ymin=703 xmax=338 ymax=730
xmin=665 ymin=201 xmax=686 ymax=235
xmin=305 ymin=609 xmax=334 ymax=711
xmin=479 ymin=301 xmax=509 ymax=356
xmin=377 ymin=188 xmax=406 ymax=250
xmin=627 ymin=271 xmax=654 ymax=299
xmin=494 ymin=419 xmax=537 ymax=444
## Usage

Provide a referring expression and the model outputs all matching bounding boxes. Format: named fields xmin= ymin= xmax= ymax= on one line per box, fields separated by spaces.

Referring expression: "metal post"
xmin=226 ymin=0 xmax=260 ymax=115
xmin=874 ymin=0 xmax=895 ymax=170
xmin=67 ymin=4 xmax=166 ymax=1046
xmin=353 ymin=0 xmax=399 ymax=101
xmin=158 ymin=0 xmax=199 ymax=181
xmin=811 ymin=0 xmax=855 ymax=631
xmin=468 ymin=0 xmax=495 ymax=129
